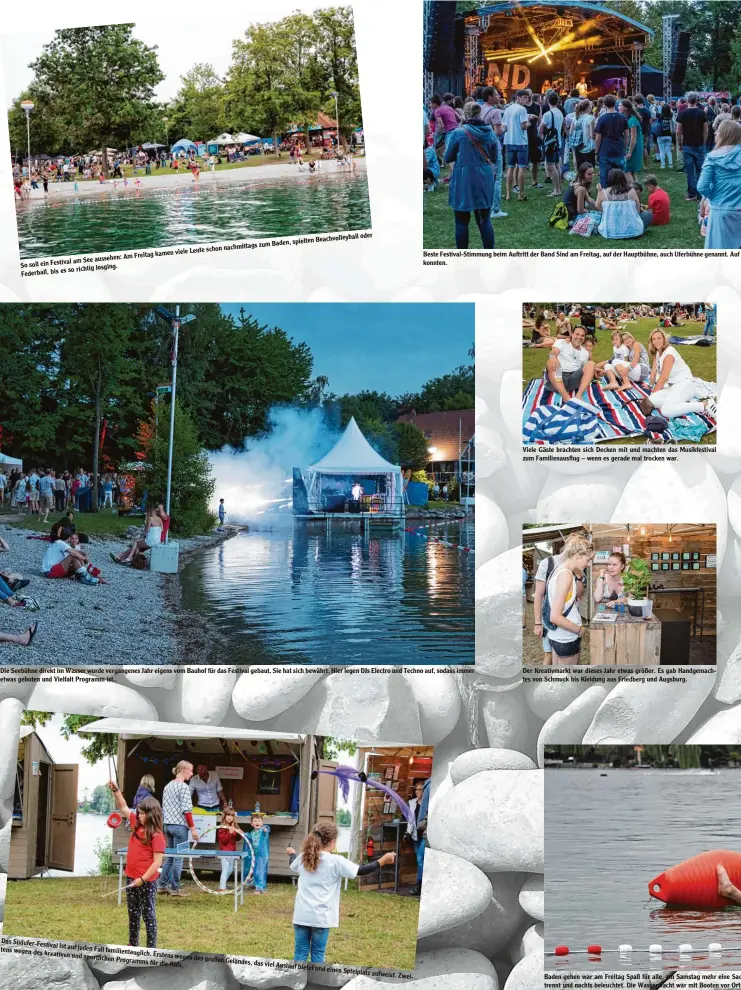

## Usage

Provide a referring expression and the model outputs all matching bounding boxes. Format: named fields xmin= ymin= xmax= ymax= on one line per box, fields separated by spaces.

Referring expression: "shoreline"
xmin=0 ymin=521 xmax=240 ymax=667
xmin=16 ymin=158 xmax=367 ymax=207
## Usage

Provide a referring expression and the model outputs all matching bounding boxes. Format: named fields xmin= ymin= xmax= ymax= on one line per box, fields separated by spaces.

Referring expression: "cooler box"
xmin=149 ymin=541 xmax=180 ymax=574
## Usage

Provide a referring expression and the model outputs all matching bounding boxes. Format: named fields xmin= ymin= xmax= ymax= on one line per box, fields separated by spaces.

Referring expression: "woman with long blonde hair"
xmin=286 ymin=821 xmax=396 ymax=963
xmin=697 ymin=119 xmax=741 ymax=249
xmin=545 ymin=534 xmax=593 ymax=666
xmin=643 ymin=328 xmax=717 ymax=420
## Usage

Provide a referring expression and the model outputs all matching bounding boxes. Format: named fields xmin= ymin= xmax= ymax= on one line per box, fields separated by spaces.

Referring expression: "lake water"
xmin=15 ymin=171 xmax=371 ymax=259
xmin=546 ymin=769 xmax=741 ymax=971
xmin=179 ymin=522 xmax=475 ymax=665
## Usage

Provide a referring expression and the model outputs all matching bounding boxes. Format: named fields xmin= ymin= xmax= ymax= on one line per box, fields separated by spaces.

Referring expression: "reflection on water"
xmin=179 ymin=522 xmax=474 ymax=665
xmin=546 ymin=769 xmax=741 ymax=970
xmin=16 ymin=171 xmax=371 ymax=258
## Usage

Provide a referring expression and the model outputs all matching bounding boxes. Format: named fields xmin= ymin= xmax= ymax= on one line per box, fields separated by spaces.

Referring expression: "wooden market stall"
xmin=355 ymin=746 xmax=434 ymax=892
xmin=9 ymin=727 xmax=78 ymax=879
xmin=80 ymin=719 xmax=337 ymax=880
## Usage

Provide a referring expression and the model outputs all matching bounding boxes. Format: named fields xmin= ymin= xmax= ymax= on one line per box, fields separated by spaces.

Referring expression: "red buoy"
xmin=649 ymin=850 xmax=741 ymax=909
xmin=587 ymin=945 xmax=602 ymax=955
xmin=554 ymin=946 xmax=569 ymax=956
xmin=107 ymin=812 xmax=123 ymax=829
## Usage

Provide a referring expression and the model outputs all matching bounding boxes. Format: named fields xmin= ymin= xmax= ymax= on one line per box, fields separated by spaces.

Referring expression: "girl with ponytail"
xmin=286 ymin=821 xmax=396 ymax=963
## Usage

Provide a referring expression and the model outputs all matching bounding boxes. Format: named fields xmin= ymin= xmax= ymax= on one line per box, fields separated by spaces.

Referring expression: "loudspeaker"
xmin=426 ymin=1 xmax=457 ymax=74
xmin=671 ymin=31 xmax=691 ymax=86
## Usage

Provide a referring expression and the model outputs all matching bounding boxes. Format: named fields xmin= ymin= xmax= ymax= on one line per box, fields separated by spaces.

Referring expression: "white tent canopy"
xmin=82 ymin=718 xmax=306 ymax=744
xmin=234 ymin=132 xmax=261 ymax=143
xmin=211 ymin=133 xmax=235 ymax=145
xmin=310 ymin=417 xmax=399 ymax=474
xmin=0 ymin=452 xmax=22 ymax=468
xmin=304 ymin=417 xmax=404 ymax=514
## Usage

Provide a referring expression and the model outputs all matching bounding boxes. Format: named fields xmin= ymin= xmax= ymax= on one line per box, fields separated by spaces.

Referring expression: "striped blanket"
xmin=522 ymin=377 xmax=717 ymax=445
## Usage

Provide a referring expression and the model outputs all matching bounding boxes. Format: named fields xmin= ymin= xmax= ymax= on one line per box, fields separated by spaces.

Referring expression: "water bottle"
xmin=554 ymin=360 xmax=563 ymax=383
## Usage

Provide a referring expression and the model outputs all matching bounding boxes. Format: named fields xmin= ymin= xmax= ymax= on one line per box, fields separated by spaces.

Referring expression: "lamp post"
xmin=155 ymin=305 xmax=196 ymax=540
xmin=164 ymin=116 xmax=169 ymax=151
xmin=330 ymin=89 xmax=340 ymax=149
xmin=20 ymin=100 xmax=34 ymax=174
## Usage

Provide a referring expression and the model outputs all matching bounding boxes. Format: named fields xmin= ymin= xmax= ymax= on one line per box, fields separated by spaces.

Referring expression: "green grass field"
xmin=0 ymin=505 xmax=135 ymax=538
xmin=4 ymin=876 xmax=418 ymax=969
xmin=522 ymin=317 xmax=716 ymax=446
xmin=423 ymin=156 xmax=703 ymax=250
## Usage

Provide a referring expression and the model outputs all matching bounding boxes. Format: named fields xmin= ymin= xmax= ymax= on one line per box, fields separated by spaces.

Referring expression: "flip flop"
xmin=25 ymin=622 xmax=38 ymax=647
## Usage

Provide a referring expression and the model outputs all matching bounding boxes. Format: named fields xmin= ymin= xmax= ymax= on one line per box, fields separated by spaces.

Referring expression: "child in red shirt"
xmin=217 ymin=808 xmax=247 ymax=893
xmin=644 ymin=175 xmax=670 ymax=225
xmin=108 ymin=782 xmax=166 ymax=947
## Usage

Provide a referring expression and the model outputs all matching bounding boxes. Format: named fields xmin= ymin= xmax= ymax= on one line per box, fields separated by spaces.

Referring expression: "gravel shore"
xmin=0 ymin=522 xmax=236 ymax=666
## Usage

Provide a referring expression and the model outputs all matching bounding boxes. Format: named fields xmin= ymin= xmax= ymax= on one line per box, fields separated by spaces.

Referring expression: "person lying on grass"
xmin=108 ymin=782 xmax=165 ymax=949
xmin=287 ymin=821 xmax=397 ymax=965
xmin=41 ymin=530 xmax=99 ymax=585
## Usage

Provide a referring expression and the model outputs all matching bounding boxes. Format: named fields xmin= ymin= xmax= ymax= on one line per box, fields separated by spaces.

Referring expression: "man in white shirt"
xmin=188 ymin=764 xmax=226 ymax=812
xmin=41 ymin=532 xmax=99 ymax=584
xmin=0 ymin=472 xmax=6 ymax=504
xmin=544 ymin=326 xmax=595 ymax=402
xmin=350 ymin=482 xmax=363 ymax=503
xmin=502 ymin=90 xmax=531 ymax=203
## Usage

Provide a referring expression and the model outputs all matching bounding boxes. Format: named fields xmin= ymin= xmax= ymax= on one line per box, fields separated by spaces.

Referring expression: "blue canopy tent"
xmin=170 ymin=139 xmax=198 ymax=155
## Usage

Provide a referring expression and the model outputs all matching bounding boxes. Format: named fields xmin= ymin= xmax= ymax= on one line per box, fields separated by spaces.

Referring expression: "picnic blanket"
xmin=668 ymin=334 xmax=715 ymax=346
xmin=522 ymin=376 xmax=717 ymax=446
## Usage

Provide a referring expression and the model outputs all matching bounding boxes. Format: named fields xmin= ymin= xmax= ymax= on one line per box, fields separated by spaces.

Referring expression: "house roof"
xmin=309 ymin=417 xmax=400 ymax=474
xmin=396 ymin=409 xmax=475 ymax=463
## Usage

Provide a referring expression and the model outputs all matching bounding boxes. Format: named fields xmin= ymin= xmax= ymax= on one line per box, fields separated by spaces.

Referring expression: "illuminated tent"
xmin=302 ymin=417 xmax=404 ymax=515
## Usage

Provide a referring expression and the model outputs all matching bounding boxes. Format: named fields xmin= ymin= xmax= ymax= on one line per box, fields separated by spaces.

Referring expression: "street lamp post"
xmin=164 ymin=116 xmax=169 ymax=151
xmin=330 ymin=90 xmax=340 ymax=149
xmin=155 ymin=305 xmax=196 ymax=541
xmin=20 ymin=100 xmax=34 ymax=175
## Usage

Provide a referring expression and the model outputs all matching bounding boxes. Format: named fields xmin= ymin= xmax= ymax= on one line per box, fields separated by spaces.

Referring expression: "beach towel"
xmin=668 ymin=335 xmax=716 ymax=346
xmin=523 ymin=398 xmax=609 ymax=445
xmin=522 ymin=377 xmax=716 ymax=445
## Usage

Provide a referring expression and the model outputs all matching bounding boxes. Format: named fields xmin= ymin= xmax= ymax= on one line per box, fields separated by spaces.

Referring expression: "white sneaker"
xmin=493 ymin=210 xmax=508 ymax=218
xmin=705 ymin=398 xmax=718 ymax=418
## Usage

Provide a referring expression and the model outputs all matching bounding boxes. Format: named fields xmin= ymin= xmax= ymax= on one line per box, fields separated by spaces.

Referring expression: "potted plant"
xmin=622 ymin=557 xmax=652 ymax=617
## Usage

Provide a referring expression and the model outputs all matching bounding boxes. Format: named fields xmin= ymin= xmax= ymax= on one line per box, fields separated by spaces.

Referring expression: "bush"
xmin=92 ymin=837 xmax=117 ymax=876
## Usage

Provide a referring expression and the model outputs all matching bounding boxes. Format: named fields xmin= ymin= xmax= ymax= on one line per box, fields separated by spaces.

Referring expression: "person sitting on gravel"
xmin=41 ymin=530 xmax=99 ymax=585
xmin=111 ymin=506 xmax=164 ymax=566
xmin=0 ymin=535 xmax=30 ymax=594
xmin=50 ymin=510 xmax=89 ymax=544
xmin=0 ymin=622 xmax=38 ymax=647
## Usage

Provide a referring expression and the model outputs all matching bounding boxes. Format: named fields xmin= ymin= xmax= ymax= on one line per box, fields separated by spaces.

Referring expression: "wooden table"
xmin=588 ymin=612 xmax=662 ymax=666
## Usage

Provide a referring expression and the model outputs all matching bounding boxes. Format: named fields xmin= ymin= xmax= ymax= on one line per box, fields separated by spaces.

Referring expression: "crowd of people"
xmin=107 ymin=759 xmax=398 ymax=960
xmin=425 ymin=85 xmax=741 ymax=249
xmin=0 ymin=466 xmax=136 ymax=518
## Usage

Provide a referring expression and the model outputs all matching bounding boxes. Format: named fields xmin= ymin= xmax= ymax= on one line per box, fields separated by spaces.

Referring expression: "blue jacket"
xmin=444 ymin=122 xmax=498 ymax=212
xmin=697 ymin=144 xmax=741 ymax=210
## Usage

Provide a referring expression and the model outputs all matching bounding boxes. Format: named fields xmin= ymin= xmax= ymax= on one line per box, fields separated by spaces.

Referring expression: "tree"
xmin=395 ymin=422 xmax=430 ymax=471
xmin=60 ymin=304 xmax=142 ymax=509
xmin=226 ymin=22 xmax=297 ymax=148
xmin=416 ymin=363 xmax=475 ymax=412
xmin=313 ymin=7 xmax=362 ymax=148
xmin=172 ymin=63 xmax=226 ymax=141
xmin=321 ymin=738 xmax=358 ymax=760
xmin=335 ymin=808 xmax=351 ymax=826
xmin=21 ymin=712 xmax=118 ymax=764
xmin=141 ymin=400 xmax=216 ymax=536
xmin=26 ymin=25 xmax=164 ymax=172
xmin=89 ymin=784 xmax=116 ymax=815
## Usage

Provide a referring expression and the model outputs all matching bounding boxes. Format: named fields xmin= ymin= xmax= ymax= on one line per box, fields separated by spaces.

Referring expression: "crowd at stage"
xmin=424 ymin=84 xmax=741 ymax=249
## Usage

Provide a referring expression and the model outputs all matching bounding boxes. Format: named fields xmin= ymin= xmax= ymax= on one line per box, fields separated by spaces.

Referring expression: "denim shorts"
xmin=542 ymin=632 xmax=551 ymax=652
xmin=506 ymin=146 xmax=528 ymax=167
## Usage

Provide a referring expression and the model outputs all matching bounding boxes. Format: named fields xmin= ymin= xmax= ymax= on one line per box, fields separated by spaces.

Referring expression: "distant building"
xmin=396 ymin=409 xmax=475 ymax=490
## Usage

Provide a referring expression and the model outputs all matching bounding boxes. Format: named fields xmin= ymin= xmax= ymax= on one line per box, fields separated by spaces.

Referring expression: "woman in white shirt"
xmin=287 ymin=821 xmax=396 ymax=963
xmin=546 ymin=535 xmax=594 ymax=666
xmin=645 ymin=328 xmax=717 ymax=419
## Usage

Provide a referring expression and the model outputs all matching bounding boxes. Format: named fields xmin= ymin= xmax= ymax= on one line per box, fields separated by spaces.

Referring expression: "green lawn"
xmin=0 ymin=505 xmax=135 ymax=538
xmin=424 ymin=157 xmax=703 ymax=250
xmin=4 ymin=876 xmax=418 ymax=969
xmin=65 ymin=151 xmax=343 ymax=183
xmin=522 ymin=317 xmax=716 ymax=446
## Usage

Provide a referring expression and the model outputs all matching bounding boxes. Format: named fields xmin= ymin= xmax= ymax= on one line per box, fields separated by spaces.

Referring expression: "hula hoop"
xmin=187 ymin=823 xmax=255 ymax=897
xmin=107 ymin=812 xmax=123 ymax=829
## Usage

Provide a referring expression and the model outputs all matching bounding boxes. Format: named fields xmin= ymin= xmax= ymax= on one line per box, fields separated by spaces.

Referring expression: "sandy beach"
xmin=0 ymin=522 xmax=237 ymax=666
xmin=17 ymin=157 xmax=366 ymax=205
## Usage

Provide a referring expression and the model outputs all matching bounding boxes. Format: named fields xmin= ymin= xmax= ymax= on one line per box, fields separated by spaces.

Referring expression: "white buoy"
xmin=619 ymin=944 xmax=632 ymax=958
xmin=649 ymin=944 xmax=662 ymax=956
xmin=679 ymin=943 xmax=692 ymax=957
xmin=709 ymin=943 xmax=722 ymax=954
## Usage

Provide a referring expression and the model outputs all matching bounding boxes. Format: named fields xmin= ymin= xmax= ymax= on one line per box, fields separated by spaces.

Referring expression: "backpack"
xmin=541 ymin=557 xmax=563 ymax=632
xmin=542 ymin=110 xmax=560 ymax=153
xmin=548 ymin=201 xmax=569 ymax=230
